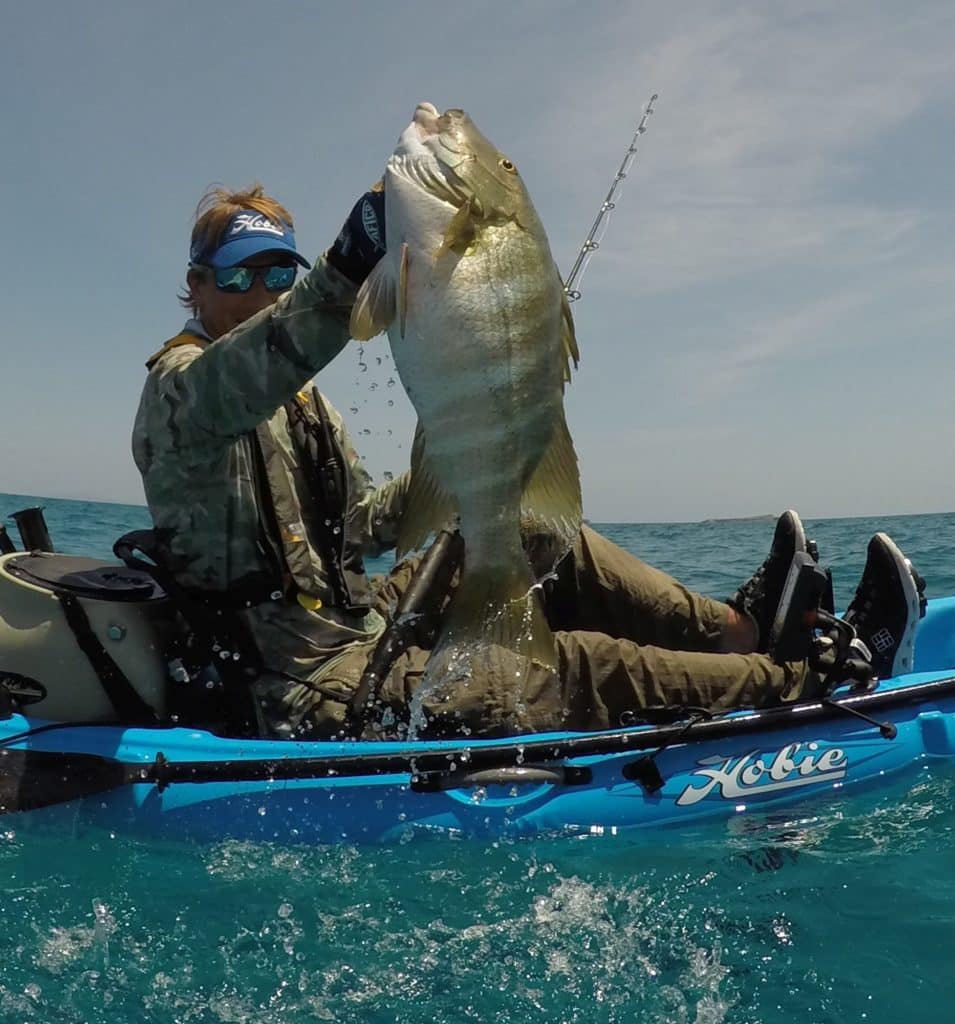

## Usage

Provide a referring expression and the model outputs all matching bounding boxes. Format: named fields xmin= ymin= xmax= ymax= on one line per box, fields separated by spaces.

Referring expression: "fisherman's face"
xmin=189 ymin=251 xmax=296 ymax=340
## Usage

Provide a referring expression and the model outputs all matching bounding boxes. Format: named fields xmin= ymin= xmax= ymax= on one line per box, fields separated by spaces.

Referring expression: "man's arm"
xmin=319 ymin=395 xmax=411 ymax=556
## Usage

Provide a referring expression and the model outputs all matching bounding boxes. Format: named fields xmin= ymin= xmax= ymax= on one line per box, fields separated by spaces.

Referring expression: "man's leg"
xmin=540 ymin=525 xmax=742 ymax=652
xmin=371 ymin=630 xmax=819 ymax=738
xmin=554 ymin=629 xmax=819 ymax=732
xmin=552 ymin=529 xmax=926 ymax=733
xmin=540 ymin=514 xmax=807 ymax=656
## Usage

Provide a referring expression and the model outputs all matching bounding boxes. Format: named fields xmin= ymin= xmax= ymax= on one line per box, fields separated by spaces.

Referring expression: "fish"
xmin=350 ymin=102 xmax=582 ymax=672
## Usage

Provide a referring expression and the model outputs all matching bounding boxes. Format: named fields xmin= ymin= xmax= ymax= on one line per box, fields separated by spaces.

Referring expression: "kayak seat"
xmin=5 ymin=553 xmax=165 ymax=603
xmin=0 ymin=552 xmax=170 ymax=723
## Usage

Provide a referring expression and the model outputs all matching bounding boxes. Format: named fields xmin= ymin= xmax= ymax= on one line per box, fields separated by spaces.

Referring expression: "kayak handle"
xmin=409 ymin=763 xmax=592 ymax=793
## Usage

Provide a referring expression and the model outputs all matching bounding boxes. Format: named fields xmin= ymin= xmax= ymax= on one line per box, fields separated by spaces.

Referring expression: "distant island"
xmin=700 ymin=514 xmax=777 ymax=524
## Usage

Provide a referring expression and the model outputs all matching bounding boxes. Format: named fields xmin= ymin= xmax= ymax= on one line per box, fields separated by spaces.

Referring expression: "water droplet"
xmin=278 ymin=903 xmax=294 ymax=919
xmin=258 ymin=806 xmax=267 ymax=816
xmin=369 ymin=382 xmax=378 ymax=391
xmin=387 ymin=377 xmax=396 ymax=387
xmin=383 ymin=471 xmax=394 ymax=481
xmin=349 ymin=406 xmax=359 ymax=414
xmin=387 ymin=400 xmax=394 ymax=407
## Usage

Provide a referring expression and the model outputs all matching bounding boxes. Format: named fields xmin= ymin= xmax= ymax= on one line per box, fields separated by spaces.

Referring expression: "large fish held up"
xmin=350 ymin=102 xmax=581 ymax=678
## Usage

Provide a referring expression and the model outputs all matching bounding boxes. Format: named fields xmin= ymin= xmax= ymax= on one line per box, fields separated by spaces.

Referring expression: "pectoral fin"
xmin=435 ymin=199 xmax=475 ymax=261
xmin=349 ymin=259 xmax=396 ymax=341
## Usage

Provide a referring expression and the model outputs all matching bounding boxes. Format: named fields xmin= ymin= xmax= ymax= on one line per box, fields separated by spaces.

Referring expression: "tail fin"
xmin=438 ymin=561 xmax=557 ymax=671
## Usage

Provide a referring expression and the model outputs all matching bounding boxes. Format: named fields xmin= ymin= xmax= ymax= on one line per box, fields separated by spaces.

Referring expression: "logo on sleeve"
xmin=361 ymin=200 xmax=383 ymax=251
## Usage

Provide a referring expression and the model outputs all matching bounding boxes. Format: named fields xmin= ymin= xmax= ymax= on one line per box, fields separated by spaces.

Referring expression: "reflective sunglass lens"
xmin=263 ymin=266 xmax=296 ymax=291
xmin=214 ymin=267 xmax=254 ymax=292
xmin=212 ymin=264 xmax=295 ymax=293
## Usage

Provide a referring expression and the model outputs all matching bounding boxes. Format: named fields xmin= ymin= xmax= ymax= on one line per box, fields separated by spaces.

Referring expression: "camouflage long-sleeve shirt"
xmin=132 ymin=256 xmax=409 ymax=684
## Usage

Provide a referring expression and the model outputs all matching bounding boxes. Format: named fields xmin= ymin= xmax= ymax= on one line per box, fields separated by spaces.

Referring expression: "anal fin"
xmin=521 ymin=411 xmax=582 ymax=557
xmin=440 ymin=561 xmax=557 ymax=672
xmin=396 ymin=424 xmax=458 ymax=556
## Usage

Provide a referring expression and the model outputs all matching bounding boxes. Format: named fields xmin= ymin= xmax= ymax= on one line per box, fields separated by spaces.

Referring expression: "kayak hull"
xmin=4 ymin=598 xmax=955 ymax=844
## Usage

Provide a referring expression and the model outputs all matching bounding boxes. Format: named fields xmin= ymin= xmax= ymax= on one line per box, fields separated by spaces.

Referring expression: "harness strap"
xmin=284 ymin=390 xmax=364 ymax=612
xmin=56 ymin=592 xmax=159 ymax=725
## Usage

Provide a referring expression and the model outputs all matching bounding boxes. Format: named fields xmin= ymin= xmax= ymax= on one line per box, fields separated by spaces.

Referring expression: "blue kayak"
xmin=3 ymin=596 xmax=955 ymax=844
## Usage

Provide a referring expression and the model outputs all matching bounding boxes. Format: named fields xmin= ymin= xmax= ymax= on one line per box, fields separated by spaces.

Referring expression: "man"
xmin=133 ymin=183 xmax=925 ymax=740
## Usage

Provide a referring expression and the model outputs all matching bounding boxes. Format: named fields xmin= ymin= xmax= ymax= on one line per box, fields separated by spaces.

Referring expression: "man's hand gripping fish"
xmin=350 ymin=102 xmax=581 ymax=676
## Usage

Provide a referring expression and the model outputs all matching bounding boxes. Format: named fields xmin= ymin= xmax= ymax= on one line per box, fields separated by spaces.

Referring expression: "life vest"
xmin=148 ymin=331 xmax=371 ymax=613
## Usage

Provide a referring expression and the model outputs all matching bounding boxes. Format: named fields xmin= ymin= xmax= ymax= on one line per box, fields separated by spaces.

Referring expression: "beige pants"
xmin=253 ymin=527 xmax=818 ymax=739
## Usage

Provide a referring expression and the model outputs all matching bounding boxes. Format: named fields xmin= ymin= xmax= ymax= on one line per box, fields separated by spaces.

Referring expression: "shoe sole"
xmin=872 ymin=531 xmax=921 ymax=677
xmin=768 ymin=551 xmax=822 ymax=656
xmin=781 ymin=510 xmax=807 ymax=556
xmin=767 ymin=511 xmax=807 ymax=649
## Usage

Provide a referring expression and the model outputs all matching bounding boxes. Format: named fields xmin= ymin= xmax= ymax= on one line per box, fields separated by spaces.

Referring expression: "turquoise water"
xmin=2 ymin=492 xmax=955 ymax=1023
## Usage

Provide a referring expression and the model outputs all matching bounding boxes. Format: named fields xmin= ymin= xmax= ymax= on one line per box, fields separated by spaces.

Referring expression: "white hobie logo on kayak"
xmin=675 ymin=742 xmax=847 ymax=807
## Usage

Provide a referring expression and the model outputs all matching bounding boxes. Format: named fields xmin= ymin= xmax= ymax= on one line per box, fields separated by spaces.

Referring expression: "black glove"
xmin=326 ymin=187 xmax=386 ymax=285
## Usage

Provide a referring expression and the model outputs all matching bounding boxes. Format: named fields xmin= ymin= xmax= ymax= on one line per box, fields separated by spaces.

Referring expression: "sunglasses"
xmin=205 ymin=264 xmax=298 ymax=293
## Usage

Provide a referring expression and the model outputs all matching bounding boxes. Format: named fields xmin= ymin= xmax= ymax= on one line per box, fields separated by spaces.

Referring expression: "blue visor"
xmin=191 ymin=210 xmax=311 ymax=269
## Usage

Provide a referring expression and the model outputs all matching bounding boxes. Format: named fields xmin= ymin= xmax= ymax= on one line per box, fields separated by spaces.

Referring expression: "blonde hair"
xmin=178 ymin=183 xmax=296 ymax=314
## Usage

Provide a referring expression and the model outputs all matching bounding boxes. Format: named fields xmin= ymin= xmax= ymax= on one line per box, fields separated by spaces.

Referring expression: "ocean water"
xmin=2 ymin=491 xmax=955 ymax=1023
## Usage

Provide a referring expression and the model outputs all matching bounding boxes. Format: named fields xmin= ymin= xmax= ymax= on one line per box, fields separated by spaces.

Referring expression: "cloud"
xmin=520 ymin=1 xmax=955 ymax=298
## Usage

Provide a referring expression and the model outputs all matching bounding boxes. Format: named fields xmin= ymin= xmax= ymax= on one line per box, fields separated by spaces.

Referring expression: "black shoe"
xmin=844 ymin=533 xmax=927 ymax=679
xmin=727 ymin=510 xmax=808 ymax=653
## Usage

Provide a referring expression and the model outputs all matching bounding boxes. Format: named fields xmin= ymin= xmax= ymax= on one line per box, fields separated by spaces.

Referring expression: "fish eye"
xmin=500 ymin=158 xmax=516 ymax=173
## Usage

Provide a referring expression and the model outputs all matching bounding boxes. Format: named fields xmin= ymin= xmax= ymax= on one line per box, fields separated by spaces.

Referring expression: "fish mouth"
xmin=413 ymin=102 xmax=441 ymax=140
xmin=391 ymin=102 xmax=471 ymax=207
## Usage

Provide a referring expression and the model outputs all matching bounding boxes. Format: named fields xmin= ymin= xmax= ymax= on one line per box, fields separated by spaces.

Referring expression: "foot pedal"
xmin=805 ymin=539 xmax=835 ymax=614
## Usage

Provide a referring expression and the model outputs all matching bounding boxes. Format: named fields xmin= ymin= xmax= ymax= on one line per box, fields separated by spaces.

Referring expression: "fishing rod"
xmin=563 ymin=92 xmax=658 ymax=303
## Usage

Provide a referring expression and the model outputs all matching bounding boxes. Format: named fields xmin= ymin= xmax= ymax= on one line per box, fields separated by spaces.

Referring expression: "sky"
xmin=2 ymin=1 xmax=955 ymax=522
